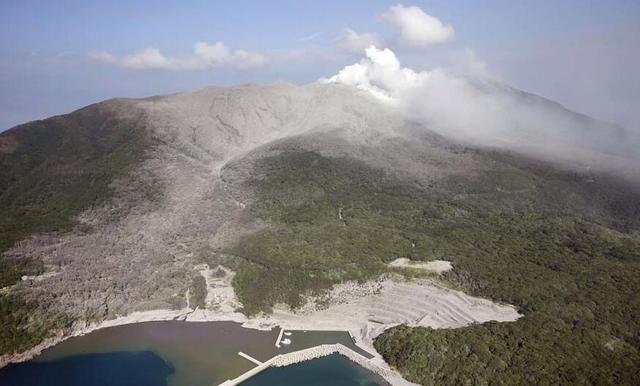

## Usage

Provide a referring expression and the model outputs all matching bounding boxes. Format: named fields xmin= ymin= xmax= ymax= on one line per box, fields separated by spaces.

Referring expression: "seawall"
xmin=218 ymin=343 xmax=418 ymax=386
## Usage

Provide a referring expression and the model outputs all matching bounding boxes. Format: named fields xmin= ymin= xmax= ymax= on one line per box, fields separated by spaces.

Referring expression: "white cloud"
xmin=88 ymin=51 xmax=117 ymax=64
xmin=120 ymin=48 xmax=188 ymax=70
xmin=382 ymin=4 xmax=454 ymax=46
xmin=298 ymin=31 xmax=324 ymax=42
xmin=89 ymin=42 xmax=266 ymax=71
xmin=338 ymin=28 xmax=384 ymax=54
xmin=193 ymin=42 xmax=230 ymax=66
xmin=231 ymin=50 xmax=267 ymax=69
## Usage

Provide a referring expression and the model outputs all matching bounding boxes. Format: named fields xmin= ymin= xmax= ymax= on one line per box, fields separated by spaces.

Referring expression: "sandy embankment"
xmin=388 ymin=258 xmax=453 ymax=273
xmin=0 ymin=263 xmax=521 ymax=386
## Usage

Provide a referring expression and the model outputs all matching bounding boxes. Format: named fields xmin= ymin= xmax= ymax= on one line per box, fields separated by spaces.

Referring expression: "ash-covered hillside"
xmin=1 ymin=82 xmax=640 ymax=384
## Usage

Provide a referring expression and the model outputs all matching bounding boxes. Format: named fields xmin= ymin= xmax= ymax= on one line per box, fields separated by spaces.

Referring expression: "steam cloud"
xmin=326 ymin=46 xmax=640 ymax=178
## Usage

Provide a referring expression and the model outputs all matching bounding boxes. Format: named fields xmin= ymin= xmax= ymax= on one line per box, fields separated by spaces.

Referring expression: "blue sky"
xmin=1 ymin=1 xmax=639 ymax=131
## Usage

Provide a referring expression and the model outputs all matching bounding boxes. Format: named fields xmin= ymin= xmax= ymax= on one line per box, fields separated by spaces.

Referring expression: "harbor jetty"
xmin=274 ymin=327 xmax=284 ymax=348
xmin=218 ymin=343 xmax=418 ymax=386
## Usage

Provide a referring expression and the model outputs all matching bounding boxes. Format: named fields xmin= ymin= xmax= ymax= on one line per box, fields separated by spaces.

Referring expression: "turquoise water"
xmin=241 ymin=354 xmax=388 ymax=386
xmin=0 ymin=321 xmax=388 ymax=386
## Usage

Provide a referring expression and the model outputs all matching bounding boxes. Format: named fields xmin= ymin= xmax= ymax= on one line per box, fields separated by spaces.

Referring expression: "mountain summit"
xmin=1 ymin=82 xmax=640 ymax=384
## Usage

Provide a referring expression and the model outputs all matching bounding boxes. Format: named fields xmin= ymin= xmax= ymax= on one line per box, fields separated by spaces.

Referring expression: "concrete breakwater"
xmin=271 ymin=344 xmax=388 ymax=375
xmin=218 ymin=344 xmax=419 ymax=386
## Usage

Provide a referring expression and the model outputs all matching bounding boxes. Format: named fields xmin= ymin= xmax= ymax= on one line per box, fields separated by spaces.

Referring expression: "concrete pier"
xmin=238 ymin=352 xmax=263 ymax=365
xmin=274 ymin=327 xmax=284 ymax=348
xmin=217 ymin=360 xmax=272 ymax=386
xmin=217 ymin=343 xmax=417 ymax=386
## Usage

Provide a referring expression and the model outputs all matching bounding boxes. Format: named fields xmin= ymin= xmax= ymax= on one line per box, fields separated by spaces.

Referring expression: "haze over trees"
xmin=0 ymin=79 xmax=638 ymax=384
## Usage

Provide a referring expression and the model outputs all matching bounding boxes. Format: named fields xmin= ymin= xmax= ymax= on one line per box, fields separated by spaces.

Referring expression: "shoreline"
xmin=0 ymin=306 xmax=382 ymax=366
xmin=0 ymin=275 xmax=521 ymax=385
xmin=0 ymin=308 xmax=248 ymax=369
xmin=0 ymin=308 xmax=414 ymax=385
xmin=219 ymin=343 xmax=419 ymax=386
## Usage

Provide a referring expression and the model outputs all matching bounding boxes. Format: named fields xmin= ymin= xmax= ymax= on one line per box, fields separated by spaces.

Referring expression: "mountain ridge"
xmin=1 ymin=81 xmax=640 ymax=384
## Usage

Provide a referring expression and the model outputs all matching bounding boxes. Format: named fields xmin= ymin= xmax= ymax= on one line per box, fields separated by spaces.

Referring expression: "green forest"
xmin=0 ymin=102 xmax=153 ymax=355
xmin=230 ymin=147 xmax=640 ymax=384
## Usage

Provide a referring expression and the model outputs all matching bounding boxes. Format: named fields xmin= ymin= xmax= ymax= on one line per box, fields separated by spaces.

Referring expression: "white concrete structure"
xmin=274 ymin=327 xmax=284 ymax=348
xmin=218 ymin=344 xmax=419 ymax=386
xmin=238 ymin=351 xmax=263 ymax=365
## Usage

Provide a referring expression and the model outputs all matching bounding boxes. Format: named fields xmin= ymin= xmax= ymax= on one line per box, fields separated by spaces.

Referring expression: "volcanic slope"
xmin=1 ymin=82 xmax=640 ymax=385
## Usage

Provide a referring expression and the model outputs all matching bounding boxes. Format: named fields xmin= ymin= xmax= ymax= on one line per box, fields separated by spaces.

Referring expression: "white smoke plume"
xmin=326 ymin=46 xmax=640 ymax=178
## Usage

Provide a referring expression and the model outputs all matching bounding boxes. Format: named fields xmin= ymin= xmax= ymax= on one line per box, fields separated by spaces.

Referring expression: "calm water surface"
xmin=0 ymin=351 xmax=173 ymax=386
xmin=0 ymin=321 xmax=387 ymax=386
xmin=241 ymin=354 xmax=388 ymax=386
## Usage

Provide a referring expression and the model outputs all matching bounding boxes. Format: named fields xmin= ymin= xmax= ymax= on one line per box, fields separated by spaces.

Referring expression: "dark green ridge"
xmin=228 ymin=143 xmax=640 ymax=384
xmin=0 ymin=100 xmax=154 ymax=260
xmin=0 ymin=100 xmax=155 ymax=355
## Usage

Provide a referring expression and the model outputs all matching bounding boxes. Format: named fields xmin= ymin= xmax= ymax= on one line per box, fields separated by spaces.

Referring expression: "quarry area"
xmin=187 ymin=264 xmax=521 ymax=350
xmin=1 ymin=261 xmax=520 ymax=376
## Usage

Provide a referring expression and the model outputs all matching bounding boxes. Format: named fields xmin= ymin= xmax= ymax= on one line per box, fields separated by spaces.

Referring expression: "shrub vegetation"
xmin=230 ymin=147 xmax=640 ymax=384
xmin=0 ymin=101 xmax=152 ymax=355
